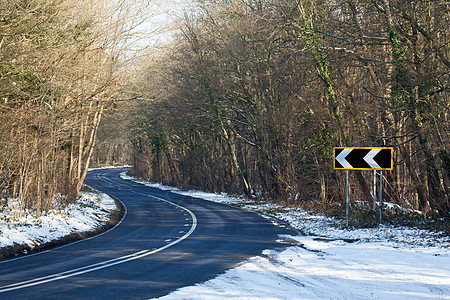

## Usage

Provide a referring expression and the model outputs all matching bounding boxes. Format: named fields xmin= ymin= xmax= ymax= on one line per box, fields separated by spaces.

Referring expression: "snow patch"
xmin=0 ymin=191 xmax=117 ymax=250
xmin=117 ymin=173 xmax=450 ymax=300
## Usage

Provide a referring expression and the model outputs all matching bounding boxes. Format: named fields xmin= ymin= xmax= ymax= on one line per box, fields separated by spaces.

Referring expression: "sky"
xmin=134 ymin=0 xmax=194 ymax=49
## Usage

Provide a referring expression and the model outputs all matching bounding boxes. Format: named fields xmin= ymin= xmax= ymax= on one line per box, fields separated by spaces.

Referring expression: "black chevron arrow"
xmin=334 ymin=148 xmax=393 ymax=170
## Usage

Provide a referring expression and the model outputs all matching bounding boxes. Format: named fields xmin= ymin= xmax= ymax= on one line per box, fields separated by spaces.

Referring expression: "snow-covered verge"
xmin=119 ymin=173 xmax=450 ymax=300
xmin=88 ymin=165 xmax=132 ymax=171
xmin=0 ymin=190 xmax=120 ymax=259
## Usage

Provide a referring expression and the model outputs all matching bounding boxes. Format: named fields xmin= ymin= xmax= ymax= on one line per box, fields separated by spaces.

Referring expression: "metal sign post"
xmin=334 ymin=147 xmax=393 ymax=226
xmin=346 ymin=170 xmax=349 ymax=227
xmin=379 ymin=171 xmax=383 ymax=224
xmin=373 ymin=170 xmax=377 ymax=212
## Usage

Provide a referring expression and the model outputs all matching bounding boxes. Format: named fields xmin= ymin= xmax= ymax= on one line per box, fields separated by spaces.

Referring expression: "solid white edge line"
xmin=0 ymin=185 xmax=128 ymax=265
xmin=0 ymin=179 xmax=197 ymax=293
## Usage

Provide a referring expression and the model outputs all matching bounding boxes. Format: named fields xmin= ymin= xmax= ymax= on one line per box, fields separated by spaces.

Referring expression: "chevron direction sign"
xmin=334 ymin=147 xmax=393 ymax=170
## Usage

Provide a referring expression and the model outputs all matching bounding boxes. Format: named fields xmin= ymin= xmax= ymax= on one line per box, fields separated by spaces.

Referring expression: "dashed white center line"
xmin=0 ymin=194 xmax=197 ymax=294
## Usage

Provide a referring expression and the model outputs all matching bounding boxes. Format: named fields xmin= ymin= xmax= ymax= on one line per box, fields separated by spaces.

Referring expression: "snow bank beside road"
xmin=163 ymin=200 xmax=450 ymax=299
xmin=120 ymin=172 xmax=449 ymax=249
xmin=119 ymin=173 xmax=450 ymax=300
xmin=158 ymin=239 xmax=450 ymax=300
xmin=0 ymin=191 xmax=119 ymax=258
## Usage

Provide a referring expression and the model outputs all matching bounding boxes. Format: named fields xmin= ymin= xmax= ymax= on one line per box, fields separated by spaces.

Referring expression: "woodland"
xmin=1 ymin=0 xmax=449 ymax=220
xmin=0 ymin=0 xmax=150 ymax=217
xmin=129 ymin=0 xmax=449 ymax=217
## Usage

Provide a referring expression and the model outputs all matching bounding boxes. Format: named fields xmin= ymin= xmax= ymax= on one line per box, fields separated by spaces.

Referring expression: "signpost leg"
xmin=373 ymin=170 xmax=376 ymax=212
xmin=379 ymin=171 xmax=383 ymax=224
xmin=346 ymin=170 xmax=349 ymax=227
xmin=333 ymin=147 xmax=393 ymax=226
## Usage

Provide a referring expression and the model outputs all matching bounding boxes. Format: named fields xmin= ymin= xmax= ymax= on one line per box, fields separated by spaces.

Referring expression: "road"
xmin=0 ymin=168 xmax=294 ymax=299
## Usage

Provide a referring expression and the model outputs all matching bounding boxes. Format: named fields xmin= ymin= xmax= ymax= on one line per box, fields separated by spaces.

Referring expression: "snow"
xmin=118 ymin=173 xmax=450 ymax=300
xmin=160 ymin=243 xmax=449 ymax=299
xmin=88 ymin=165 xmax=132 ymax=171
xmin=1 ymin=170 xmax=449 ymax=299
xmin=0 ymin=191 xmax=117 ymax=250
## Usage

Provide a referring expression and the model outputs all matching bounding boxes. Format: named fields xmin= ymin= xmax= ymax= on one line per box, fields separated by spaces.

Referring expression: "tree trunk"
xmin=77 ymin=105 xmax=104 ymax=193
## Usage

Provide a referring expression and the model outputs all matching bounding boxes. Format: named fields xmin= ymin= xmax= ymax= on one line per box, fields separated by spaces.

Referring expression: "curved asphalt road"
xmin=0 ymin=168 xmax=294 ymax=299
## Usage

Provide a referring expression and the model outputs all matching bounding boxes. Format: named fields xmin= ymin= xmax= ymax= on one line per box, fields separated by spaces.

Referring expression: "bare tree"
xmin=129 ymin=0 xmax=448 ymax=216
xmin=0 ymin=0 xmax=155 ymax=216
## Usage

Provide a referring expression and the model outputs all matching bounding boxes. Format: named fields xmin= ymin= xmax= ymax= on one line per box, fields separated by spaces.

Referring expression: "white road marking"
xmin=0 ymin=188 xmax=197 ymax=294
xmin=0 ymin=188 xmax=128 ymax=265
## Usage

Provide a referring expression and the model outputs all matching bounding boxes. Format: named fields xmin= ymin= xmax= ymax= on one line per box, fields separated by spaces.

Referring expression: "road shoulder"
xmin=0 ymin=188 xmax=125 ymax=260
